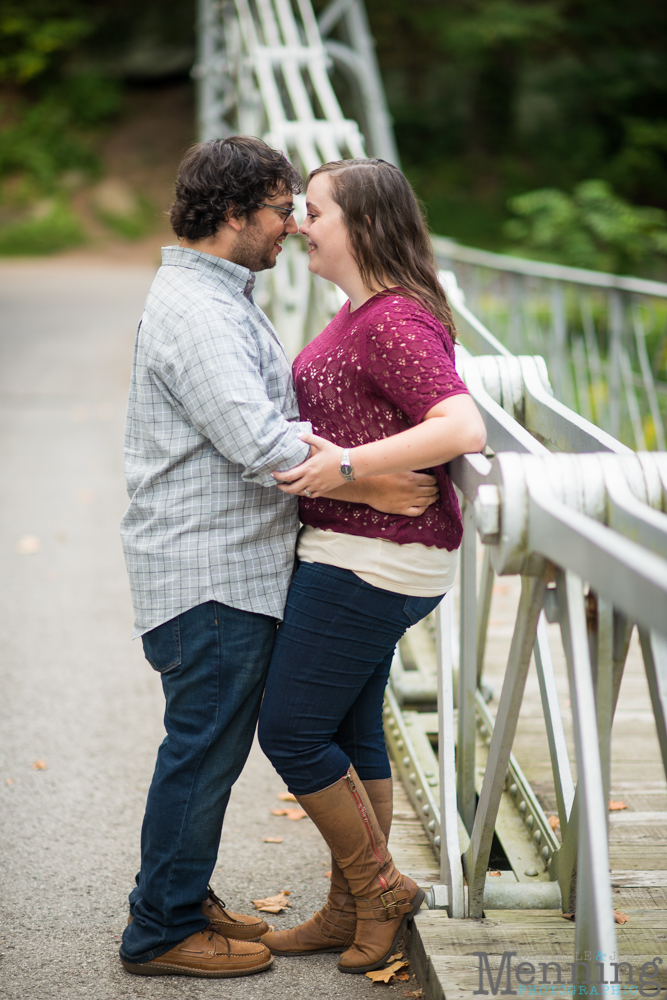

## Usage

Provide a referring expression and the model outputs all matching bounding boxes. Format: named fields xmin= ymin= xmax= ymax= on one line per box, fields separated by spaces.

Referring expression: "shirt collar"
xmin=161 ymin=245 xmax=256 ymax=299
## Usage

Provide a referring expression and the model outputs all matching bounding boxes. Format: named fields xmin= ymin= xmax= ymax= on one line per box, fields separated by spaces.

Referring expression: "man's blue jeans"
xmin=258 ymin=563 xmax=443 ymax=795
xmin=120 ymin=600 xmax=277 ymax=964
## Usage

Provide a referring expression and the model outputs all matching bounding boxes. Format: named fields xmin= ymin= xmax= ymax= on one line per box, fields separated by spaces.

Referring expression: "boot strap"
xmin=356 ymin=889 xmax=413 ymax=921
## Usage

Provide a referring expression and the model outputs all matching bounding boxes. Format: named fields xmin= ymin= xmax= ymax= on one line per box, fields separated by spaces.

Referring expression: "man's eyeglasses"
xmin=258 ymin=203 xmax=295 ymax=221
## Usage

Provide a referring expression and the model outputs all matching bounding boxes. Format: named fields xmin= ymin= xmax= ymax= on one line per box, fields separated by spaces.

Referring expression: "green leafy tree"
xmin=505 ymin=180 xmax=667 ymax=274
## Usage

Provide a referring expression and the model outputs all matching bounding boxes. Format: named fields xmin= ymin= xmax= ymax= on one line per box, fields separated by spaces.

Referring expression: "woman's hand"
xmin=272 ymin=432 xmax=346 ymax=498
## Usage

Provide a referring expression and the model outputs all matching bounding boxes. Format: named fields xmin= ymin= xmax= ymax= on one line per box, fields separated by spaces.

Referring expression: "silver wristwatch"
xmin=340 ymin=448 xmax=355 ymax=482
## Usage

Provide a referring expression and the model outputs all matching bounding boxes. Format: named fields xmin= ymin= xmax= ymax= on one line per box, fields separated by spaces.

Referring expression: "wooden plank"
xmin=611 ymin=871 xmax=667 ymax=888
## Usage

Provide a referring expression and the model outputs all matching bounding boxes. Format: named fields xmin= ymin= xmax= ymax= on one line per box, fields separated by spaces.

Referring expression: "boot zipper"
xmin=345 ymin=771 xmax=389 ymax=891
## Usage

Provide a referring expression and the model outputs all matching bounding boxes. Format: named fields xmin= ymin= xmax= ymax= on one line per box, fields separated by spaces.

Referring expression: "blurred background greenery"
xmin=1 ymin=0 xmax=666 ymax=275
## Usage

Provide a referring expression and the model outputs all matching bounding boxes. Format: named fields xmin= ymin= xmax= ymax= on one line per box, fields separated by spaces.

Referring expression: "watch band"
xmin=340 ymin=448 xmax=355 ymax=482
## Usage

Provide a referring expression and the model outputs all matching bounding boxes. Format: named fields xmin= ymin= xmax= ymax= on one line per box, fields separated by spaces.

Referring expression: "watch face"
xmin=341 ymin=464 xmax=353 ymax=476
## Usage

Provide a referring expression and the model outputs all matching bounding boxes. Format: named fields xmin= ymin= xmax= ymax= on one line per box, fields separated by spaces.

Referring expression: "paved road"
xmin=0 ymin=261 xmax=405 ymax=1000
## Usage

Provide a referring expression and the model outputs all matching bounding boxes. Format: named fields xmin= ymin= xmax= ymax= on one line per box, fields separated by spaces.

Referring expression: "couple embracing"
xmin=119 ymin=136 xmax=485 ymax=979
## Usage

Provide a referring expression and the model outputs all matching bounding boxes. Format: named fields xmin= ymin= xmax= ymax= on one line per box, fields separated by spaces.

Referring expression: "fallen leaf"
xmin=488 ymin=870 xmax=501 ymax=877
xmin=16 ymin=535 xmax=40 ymax=555
xmin=366 ymin=960 xmax=409 ymax=983
xmin=271 ymin=807 xmax=307 ymax=820
xmin=404 ymin=991 xmax=423 ymax=998
xmin=277 ymin=791 xmax=297 ymax=802
xmin=614 ymin=910 xmax=630 ymax=925
xmin=609 ymin=800 xmax=627 ymax=811
xmin=5 ymin=778 xmax=13 ymax=785
xmin=251 ymin=891 xmax=292 ymax=914
xmin=390 ymin=953 xmax=404 ymax=961
xmin=324 ymin=870 xmax=332 ymax=878
xmin=32 ymin=760 xmax=47 ymax=770
xmin=285 ymin=808 xmax=307 ymax=821
xmin=562 ymin=913 xmax=575 ymax=921
xmin=262 ymin=837 xmax=283 ymax=843
xmin=397 ymin=973 xmax=411 ymax=981
xmin=548 ymin=815 xmax=560 ymax=830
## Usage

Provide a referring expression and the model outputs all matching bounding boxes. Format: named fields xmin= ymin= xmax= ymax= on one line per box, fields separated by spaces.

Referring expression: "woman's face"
xmin=299 ymin=172 xmax=357 ymax=287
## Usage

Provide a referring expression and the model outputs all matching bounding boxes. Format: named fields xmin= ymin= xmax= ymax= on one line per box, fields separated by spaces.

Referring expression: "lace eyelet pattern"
xmin=293 ymin=293 xmax=467 ymax=551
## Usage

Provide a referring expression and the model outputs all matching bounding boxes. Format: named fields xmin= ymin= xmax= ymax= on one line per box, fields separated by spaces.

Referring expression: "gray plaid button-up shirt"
xmin=120 ymin=246 xmax=310 ymax=637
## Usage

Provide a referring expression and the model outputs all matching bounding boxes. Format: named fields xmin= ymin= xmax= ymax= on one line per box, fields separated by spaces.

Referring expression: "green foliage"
xmin=0 ymin=198 xmax=83 ymax=254
xmin=0 ymin=7 xmax=90 ymax=83
xmin=505 ymin=180 xmax=667 ymax=274
xmin=0 ymin=81 xmax=122 ymax=188
xmin=356 ymin=0 xmax=667 ymax=257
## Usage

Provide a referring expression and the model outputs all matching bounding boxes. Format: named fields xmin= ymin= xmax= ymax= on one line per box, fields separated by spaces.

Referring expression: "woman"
xmin=258 ymin=159 xmax=486 ymax=974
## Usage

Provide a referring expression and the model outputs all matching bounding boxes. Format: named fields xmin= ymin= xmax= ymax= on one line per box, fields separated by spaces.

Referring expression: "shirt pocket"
xmin=141 ymin=616 xmax=182 ymax=674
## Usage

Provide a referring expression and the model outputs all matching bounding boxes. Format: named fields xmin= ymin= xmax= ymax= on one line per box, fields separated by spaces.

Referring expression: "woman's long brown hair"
xmin=308 ymin=158 xmax=457 ymax=340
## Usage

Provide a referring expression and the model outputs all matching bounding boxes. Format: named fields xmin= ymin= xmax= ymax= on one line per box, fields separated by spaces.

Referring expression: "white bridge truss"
xmin=194 ymin=0 xmax=667 ymax=983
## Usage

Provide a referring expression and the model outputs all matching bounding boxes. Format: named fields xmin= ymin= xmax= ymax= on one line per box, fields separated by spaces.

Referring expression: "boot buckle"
xmin=379 ymin=890 xmax=400 ymax=919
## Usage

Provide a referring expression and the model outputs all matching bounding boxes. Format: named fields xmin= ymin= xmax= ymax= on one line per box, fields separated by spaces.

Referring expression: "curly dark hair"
xmin=169 ymin=136 xmax=303 ymax=240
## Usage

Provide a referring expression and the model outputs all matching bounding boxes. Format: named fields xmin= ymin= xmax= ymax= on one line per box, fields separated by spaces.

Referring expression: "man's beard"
xmin=230 ymin=218 xmax=280 ymax=272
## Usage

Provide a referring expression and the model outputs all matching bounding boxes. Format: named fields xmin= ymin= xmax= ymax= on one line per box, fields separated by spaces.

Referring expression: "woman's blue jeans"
xmin=120 ymin=600 xmax=277 ymax=964
xmin=258 ymin=563 xmax=443 ymax=795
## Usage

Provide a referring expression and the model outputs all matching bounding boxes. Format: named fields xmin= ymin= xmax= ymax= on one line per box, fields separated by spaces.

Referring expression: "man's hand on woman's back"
xmin=323 ymin=471 xmax=439 ymax=517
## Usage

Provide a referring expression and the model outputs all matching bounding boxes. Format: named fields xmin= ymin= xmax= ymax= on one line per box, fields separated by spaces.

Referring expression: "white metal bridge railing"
xmin=385 ymin=271 xmax=667 ymax=982
xmin=434 ymin=238 xmax=667 ymax=453
xmin=193 ymin=0 xmax=667 ymax=984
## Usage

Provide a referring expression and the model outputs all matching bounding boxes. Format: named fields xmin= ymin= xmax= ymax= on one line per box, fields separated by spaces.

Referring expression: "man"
xmin=119 ymin=136 xmax=438 ymax=978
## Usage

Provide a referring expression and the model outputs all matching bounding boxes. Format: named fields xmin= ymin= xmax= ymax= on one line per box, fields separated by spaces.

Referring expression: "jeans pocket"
xmin=142 ymin=616 xmax=182 ymax=674
xmin=403 ymin=593 xmax=444 ymax=626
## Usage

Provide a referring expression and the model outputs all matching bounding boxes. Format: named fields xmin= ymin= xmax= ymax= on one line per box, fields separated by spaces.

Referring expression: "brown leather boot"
xmin=293 ymin=767 xmax=423 ymax=974
xmin=120 ymin=925 xmax=273 ymax=978
xmin=261 ymin=777 xmax=393 ymax=957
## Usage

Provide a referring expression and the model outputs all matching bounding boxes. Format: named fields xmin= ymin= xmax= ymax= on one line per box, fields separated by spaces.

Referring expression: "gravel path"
xmin=0 ymin=261 xmax=412 ymax=1000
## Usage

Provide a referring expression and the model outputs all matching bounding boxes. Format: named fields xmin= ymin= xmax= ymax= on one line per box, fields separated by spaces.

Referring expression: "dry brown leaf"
xmin=390 ymin=953 xmax=404 ymax=961
xmin=251 ymin=891 xmax=292 ymax=914
xmin=609 ymin=800 xmax=627 ymax=811
xmin=404 ymin=991 xmax=423 ymax=998
xmin=277 ymin=791 xmax=297 ymax=802
xmin=262 ymin=837 xmax=283 ymax=843
xmin=614 ymin=910 xmax=630 ymax=924
xmin=271 ymin=807 xmax=307 ymax=820
xmin=488 ymin=870 xmax=501 ymax=877
xmin=366 ymin=960 xmax=409 ymax=983
xmin=324 ymin=870 xmax=332 ymax=878
xmin=396 ymin=973 xmax=411 ymax=981
xmin=32 ymin=760 xmax=47 ymax=770
xmin=562 ymin=913 xmax=575 ymax=921
xmin=548 ymin=815 xmax=560 ymax=830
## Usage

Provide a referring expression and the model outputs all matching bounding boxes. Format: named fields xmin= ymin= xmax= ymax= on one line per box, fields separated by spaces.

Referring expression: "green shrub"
xmin=504 ymin=180 xmax=667 ymax=274
xmin=0 ymin=199 xmax=83 ymax=254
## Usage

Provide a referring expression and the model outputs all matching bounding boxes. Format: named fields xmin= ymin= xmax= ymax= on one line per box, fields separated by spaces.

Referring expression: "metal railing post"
xmin=457 ymin=500 xmax=478 ymax=834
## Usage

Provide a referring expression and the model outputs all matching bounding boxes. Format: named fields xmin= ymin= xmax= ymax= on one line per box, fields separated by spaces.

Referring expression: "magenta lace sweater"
xmin=293 ymin=291 xmax=469 ymax=550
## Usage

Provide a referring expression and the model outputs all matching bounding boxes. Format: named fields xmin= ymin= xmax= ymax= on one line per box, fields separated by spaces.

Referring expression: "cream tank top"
xmin=296 ymin=524 xmax=458 ymax=597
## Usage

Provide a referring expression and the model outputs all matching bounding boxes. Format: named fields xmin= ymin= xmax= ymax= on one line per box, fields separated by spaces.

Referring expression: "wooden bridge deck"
xmin=389 ymin=574 xmax=667 ymax=1000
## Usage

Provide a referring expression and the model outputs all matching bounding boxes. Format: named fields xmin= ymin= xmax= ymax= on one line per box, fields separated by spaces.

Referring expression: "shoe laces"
xmin=207 ymin=884 xmax=240 ymax=923
xmin=201 ymin=922 xmax=231 ymax=954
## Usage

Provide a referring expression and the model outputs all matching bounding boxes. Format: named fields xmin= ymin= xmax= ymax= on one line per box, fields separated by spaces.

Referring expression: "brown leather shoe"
xmin=261 ymin=778 xmax=393 ymax=957
xmin=204 ymin=886 xmax=270 ymax=941
xmin=292 ymin=766 xmax=424 ymax=975
xmin=120 ymin=925 xmax=273 ymax=978
xmin=127 ymin=886 xmax=270 ymax=942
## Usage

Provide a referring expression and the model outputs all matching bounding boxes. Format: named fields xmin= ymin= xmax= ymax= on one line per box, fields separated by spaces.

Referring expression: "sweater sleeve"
xmin=362 ymin=296 xmax=468 ymax=425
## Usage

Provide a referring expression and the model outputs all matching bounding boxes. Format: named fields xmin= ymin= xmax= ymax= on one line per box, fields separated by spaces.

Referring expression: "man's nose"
xmin=285 ymin=214 xmax=299 ymax=234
